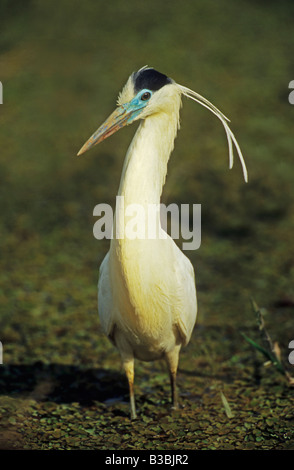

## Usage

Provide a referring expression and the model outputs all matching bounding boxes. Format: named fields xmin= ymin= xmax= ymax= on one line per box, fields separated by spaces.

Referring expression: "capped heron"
xmin=78 ymin=67 xmax=247 ymax=419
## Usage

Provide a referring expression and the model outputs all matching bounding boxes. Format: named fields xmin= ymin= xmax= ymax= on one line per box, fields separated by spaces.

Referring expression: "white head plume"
xmin=178 ymin=84 xmax=248 ymax=183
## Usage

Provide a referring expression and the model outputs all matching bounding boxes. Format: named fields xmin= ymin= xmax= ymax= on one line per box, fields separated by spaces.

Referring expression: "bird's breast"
xmin=112 ymin=237 xmax=175 ymax=328
xmin=106 ymin=235 xmax=195 ymax=355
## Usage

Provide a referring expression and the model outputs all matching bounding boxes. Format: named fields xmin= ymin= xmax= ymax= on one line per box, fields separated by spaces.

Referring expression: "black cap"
xmin=133 ymin=68 xmax=172 ymax=93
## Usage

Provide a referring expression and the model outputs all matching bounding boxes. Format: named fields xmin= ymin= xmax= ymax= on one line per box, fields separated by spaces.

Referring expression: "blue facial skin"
xmin=124 ymin=89 xmax=153 ymax=124
xmin=78 ymin=89 xmax=154 ymax=153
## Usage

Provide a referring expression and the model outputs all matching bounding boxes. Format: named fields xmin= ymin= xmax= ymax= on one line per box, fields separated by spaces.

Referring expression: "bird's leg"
xmin=165 ymin=346 xmax=181 ymax=409
xmin=123 ymin=358 xmax=137 ymax=420
xmin=170 ymin=369 xmax=178 ymax=409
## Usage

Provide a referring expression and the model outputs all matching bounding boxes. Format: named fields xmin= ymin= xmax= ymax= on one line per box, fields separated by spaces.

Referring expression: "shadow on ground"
xmin=0 ymin=362 xmax=128 ymax=406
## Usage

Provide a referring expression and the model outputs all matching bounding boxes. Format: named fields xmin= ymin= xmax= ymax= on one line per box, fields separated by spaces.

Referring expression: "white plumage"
xmin=78 ymin=67 xmax=247 ymax=419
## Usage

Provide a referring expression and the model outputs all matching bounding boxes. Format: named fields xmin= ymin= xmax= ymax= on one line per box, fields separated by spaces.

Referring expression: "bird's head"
xmin=77 ymin=66 xmax=248 ymax=182
xmin=77 ymin=67 xmax=180 ymax=156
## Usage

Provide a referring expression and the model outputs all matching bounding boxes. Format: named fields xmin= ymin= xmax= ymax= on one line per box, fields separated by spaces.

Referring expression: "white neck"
xmin=118 ymin=110 xmax=180 ymax=206
xmin=112 ymin=90 xmax=181 ymax=248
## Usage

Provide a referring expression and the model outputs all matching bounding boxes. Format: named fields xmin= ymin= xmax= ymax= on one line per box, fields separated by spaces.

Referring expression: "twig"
xmin=242 ymin=298 xmax=294 ymax=386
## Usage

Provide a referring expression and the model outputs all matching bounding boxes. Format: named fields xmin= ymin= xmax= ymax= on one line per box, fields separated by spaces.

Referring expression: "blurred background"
xmin=0 ymin=0 xmax=293 ymax=449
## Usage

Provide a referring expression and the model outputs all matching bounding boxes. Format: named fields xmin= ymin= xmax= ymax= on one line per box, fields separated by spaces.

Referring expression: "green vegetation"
xmin=0 ymin=0 xmax=293 ymax=450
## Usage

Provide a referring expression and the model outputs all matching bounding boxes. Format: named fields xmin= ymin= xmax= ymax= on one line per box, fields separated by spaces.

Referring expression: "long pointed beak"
xmin=77 ymin=104 xmax=134 ymax=156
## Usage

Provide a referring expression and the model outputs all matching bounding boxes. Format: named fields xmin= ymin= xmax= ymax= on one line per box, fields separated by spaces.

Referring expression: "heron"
xmin=77 ymin=66 xmax=248 ymax=419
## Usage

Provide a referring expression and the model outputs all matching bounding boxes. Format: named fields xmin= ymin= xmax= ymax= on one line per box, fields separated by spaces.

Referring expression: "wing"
xmin=97 ymin=251 xmax=115 ymax=338
xmin=171 ymin=242 xmax=197 ymax=346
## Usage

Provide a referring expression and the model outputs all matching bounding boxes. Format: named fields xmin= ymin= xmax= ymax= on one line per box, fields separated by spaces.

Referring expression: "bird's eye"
xmin=141 ymin=91 xmax=151 ymax=101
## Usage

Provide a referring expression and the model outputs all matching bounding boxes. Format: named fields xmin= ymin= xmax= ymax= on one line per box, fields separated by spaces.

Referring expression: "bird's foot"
xmin=130 ymin=410 xmax=137 ymax=420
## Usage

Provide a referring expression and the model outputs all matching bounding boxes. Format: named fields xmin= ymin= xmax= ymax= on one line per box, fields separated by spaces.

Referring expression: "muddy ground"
xmin=0 ymin=0 xmax=294 ymax=451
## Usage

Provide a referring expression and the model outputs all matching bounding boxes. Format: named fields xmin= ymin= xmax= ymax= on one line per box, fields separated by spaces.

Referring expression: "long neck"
xmin=118 ymin=110 xmax=180 ymax=206
xmin=111 ymin=100 xmax=180 ymax=249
